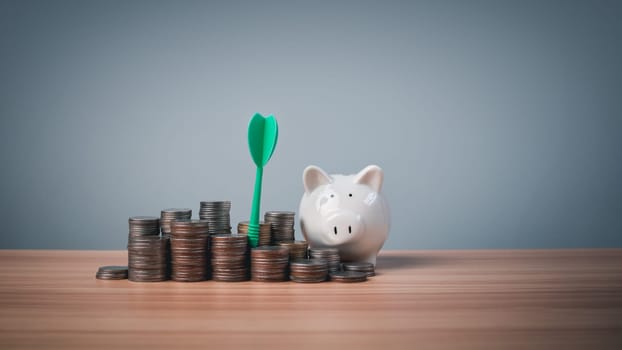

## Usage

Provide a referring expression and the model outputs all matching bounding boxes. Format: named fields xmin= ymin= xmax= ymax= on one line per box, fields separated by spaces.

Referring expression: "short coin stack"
xmin=309 ymin=248 xmax=341 ymax=272
xmin=277 ymin=240 xmax=308 ymax=260
xmin=170 ymin=220 xmax=210 ymax=282
xmin=199 ymin=201 xmax=232 ymax=235
xmin=96 ymin=266 xmax=128 ymax=280
xmin=160 ymin=208 xmax=192 ymax=234
xmin=250 ymin=246 xmax=290 ymax=282
xmin=329 ymin=271 xmax=368 ymax=283
xmin=342 ymin=262 xmax=375 ymax=277
xmin=264 ymin=211 xmax=295 ymax=243
xmin=237 ymin=221 xmax=271 ymax=246
xmin=128 ymin=235 xmax=169 ymax=282
xmin=210 ymin=234 xmax=249 ymax=281
xmin=289 ymin=259 xmax=328 ymax=283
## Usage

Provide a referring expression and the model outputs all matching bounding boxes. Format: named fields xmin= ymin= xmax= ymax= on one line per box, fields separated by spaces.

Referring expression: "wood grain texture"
xmin=0 ymin=249 xmax=620 ymax=349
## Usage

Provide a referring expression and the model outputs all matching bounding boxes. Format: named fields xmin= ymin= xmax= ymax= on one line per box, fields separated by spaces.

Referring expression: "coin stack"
xmin=160 ymin=208 xmax=192 ymax=234
xmin=127 ymin=235 xmax=169 ymax=282
xmin=289 ymin=259 xmax=328 ymax=283
xmin=277 ymin=240 xmax=308 ymax=260
xmin=170 ymin=219 xmax=210 ymax=282
xmin=128 ymin=216 xmax=160 ymax=239
xmin=250 ymin=246 xmax=290 ymax=282
xmin=210 ymin=234 xmax=249 ymax=281
xmin=342 ymin=262 xmax=375 ymax=277
xmin=199 ymin=201 xmax=232 ymax=234
xmin=237 ymin=221 xmax=272 ymax=246
xmin=127 ymin=216 xmax=169 ymax=282
xmin=264 ymin=211 xmax=295 ymax=243
xmin=329 ymin=271 xmax=368 ymax=283
xmin=309 ymin=248 xmax=341 ymax=272
xmin=96 ymin=266 xmax=128 ymax=280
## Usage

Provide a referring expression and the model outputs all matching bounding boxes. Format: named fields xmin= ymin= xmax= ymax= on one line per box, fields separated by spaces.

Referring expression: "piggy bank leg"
xmin=363 ymin=254 xmax=377 ymax=267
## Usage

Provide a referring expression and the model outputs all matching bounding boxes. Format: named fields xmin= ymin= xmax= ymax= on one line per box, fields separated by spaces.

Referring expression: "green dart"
xmin=247 ymin=113 xmax=279 ymax=247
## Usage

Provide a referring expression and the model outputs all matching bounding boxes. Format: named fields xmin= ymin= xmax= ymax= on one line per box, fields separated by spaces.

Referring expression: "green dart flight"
xmin=247 ymin=113 xmax=279 ymax=247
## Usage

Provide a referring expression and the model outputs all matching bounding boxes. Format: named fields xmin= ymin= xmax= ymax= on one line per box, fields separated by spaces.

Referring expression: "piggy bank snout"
xmin=324 ymin=211 xmax=364 ymax=243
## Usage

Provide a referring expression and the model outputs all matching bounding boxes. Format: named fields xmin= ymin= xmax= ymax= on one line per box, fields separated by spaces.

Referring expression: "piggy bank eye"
xmin=330 ymin=194 xmax=335 ymax=198
xmin=348 ymin=193 xmax=353 ymax=197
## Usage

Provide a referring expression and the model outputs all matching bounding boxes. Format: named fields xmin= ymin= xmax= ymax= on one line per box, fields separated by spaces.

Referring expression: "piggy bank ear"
xmin=303 ymin=165 xmax=332 ymax=193
xmin=354 ymin=165 xmax=384 ymax=192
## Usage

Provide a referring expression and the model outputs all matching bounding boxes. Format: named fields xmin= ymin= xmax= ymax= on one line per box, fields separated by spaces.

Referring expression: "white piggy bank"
xmin=299 ymin=165 xmax=390 ymax=266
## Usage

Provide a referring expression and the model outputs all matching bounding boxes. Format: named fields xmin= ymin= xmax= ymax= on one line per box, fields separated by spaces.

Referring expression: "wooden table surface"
xmin=0 ymin=249 xmax=620 ymax=349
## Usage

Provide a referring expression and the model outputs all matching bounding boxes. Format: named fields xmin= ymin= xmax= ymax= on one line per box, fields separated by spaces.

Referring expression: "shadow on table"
xmin=377 ymin=254 xmax=448 ymax=270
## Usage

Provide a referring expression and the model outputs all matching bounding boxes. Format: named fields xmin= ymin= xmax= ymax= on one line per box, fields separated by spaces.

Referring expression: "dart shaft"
xmin=250 ymin=166 xmax=263 ymax=226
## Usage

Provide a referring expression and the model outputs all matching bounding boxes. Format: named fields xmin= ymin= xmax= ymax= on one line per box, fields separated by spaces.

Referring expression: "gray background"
xmin=1 ymin=0 xmax=621 ymax=250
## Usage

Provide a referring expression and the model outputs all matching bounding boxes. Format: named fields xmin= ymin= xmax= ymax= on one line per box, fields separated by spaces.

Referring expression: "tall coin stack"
xmin=127 ymin=216 xmax=169 ymax=282
xmin=250 ymin=246 xmax=290 ymax=282
xmin=237 ymin=221 xmax=271 ymax=246
xmin=199 ymin=201 xmax=232 ymax=234
xmin=170 ymin=219 xmax=210 ymax=282
xmin=277 ymin=240 xmax=308 ymax=260
xmin=309 ymin=248 xmax=341 ymax=273
xmin=210 ymin=234 xmax=249 ymax=281
xmin=160 ymin=208 xmax=192 ymax=234
xmin=289 ymin=259 xmax=329 ymax=283
xmin=264 ymin=211 xmax=295 ymax=243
